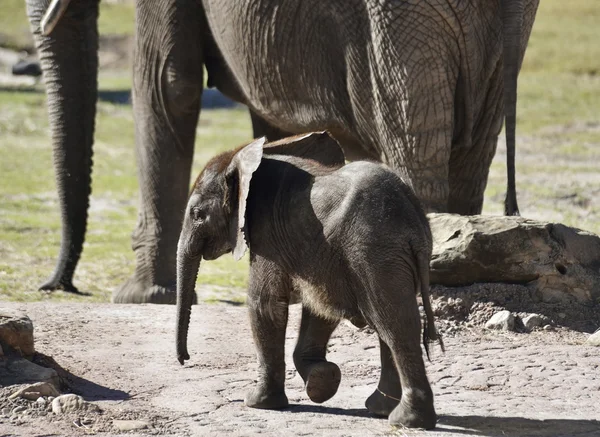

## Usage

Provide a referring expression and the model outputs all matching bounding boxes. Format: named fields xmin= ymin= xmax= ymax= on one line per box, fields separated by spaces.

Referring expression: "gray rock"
xmin=51 ymin=394 xmax=99 ymax=414
xmin=586 ymin=330 xmax=600 ymax=346
xmin=113 ymin=420 xmax=150 ymax=431
xmin=0 ymin=357 xmax=59 ymax=387
xmin=429 ymin=214 xmax=600 ymax=304
xmin=12 ymin=406 xmax=27 ymax=415
xmin=9 ymin=382 xmax=59 ymax=400
xmin=522 ymin=314 xmax=549 ymax=331
xmin=0 ymin=309 xmax=35 ymax=356
xmin=485 ymin=310 xmax=515 ymax=331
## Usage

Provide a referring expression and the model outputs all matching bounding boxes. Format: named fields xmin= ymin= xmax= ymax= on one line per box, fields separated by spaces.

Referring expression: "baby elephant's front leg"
xmin=244 ymin=274 xmax=290 ymax=409
xmin=293 ymin=307 xmax=341 ymax=404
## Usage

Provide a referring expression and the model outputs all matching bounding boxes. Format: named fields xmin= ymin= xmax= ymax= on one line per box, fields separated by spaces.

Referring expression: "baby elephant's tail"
xmin=418 ymin=252 xmax=445 ymax=360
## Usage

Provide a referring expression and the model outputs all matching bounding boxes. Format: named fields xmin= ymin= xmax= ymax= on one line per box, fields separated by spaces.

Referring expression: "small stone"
xmin=2 ymin=407 xmax=11 ymax=416
xmin=558 ymin=312 xmax=566 ymax=319
xmin=36 ymin=397 xmax=47 ymax=405
xmin=12 ymin=406 xmax=27 ymax=414
xmin=113 ymin=420 xmax=150 ymax=431
xmin=586 ymin=330 xmax=600 ymax=346
xmin=522 ymin=314 xmax=548 ymax=331
xmin=543 ymin=324 xmax=554 ymax=331
xmin=52 ymin=394 xmax=99 ymax=414
xmin=47 ymin=396 xmax=55 ymax=402
xmin=9 ymin=382 xmax=59 ymax=400
xmin=485 ymin=310 xmax=515 ymax=331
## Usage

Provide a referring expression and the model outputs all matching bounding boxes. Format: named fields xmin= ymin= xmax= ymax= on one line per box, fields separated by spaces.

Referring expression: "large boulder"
xmin=429 ymin=214 xmax=600 ymax=304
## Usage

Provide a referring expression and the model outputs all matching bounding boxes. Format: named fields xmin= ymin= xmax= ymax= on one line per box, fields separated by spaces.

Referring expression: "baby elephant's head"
xmin=176 ymin=137 xmax=264 ymax=365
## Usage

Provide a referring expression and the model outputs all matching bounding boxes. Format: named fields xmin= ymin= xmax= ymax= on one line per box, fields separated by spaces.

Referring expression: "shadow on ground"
xmin=0 ymin=85 xmax=241 ymax=109
xmin=34 ymin=353 xmax=129 ymax=402
xmin=438 ymin=415 xmax=600 ymax=437
xmin=287 ymin=404 xmax=372 ymax=418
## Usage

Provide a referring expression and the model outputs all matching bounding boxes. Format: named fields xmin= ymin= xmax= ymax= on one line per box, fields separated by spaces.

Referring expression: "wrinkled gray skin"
xmin=176 ymin=132 xmax=442 ymax=429
xmin=26 ymin=0 xmax=539 ymax=302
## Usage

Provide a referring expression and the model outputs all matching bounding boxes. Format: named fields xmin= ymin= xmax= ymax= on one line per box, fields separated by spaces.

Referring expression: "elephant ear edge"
xmin=229 ymin=137 xmax=266 ymax=261
xmin=262 ymin=131 xmax=346 ymax=168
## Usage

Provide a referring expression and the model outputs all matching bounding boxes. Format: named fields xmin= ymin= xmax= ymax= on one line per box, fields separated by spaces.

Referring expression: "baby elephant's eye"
xmin=191 ymin=207 xmax=207 ymax=222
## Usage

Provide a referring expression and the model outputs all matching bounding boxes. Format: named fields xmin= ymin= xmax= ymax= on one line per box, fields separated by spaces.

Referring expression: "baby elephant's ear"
xmin=263 ymin=131 xmax=345 ymax=168
xmin=229 ymin=137 xmax=265 ymax=261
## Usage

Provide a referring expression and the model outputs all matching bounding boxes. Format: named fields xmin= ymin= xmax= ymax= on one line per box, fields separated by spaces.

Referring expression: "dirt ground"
xmin=1 ymin=301 xmax=599 ymax=437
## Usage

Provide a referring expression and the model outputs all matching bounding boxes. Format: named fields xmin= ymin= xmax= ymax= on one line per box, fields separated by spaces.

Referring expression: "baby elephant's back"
xmin=312 ymin=161 xmax=431 ymax=254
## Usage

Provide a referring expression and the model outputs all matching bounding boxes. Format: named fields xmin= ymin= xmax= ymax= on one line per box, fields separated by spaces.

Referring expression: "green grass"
xmin=0 ymin=0 xmax=135 ymax=50
xmin=1 ymin=0 xmax=600 ymax=302
xmin=0 ymin=80 xmax=252 ymax=301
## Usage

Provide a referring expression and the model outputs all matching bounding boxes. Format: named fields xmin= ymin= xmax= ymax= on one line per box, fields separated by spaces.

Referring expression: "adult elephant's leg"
xmin=26 ymin=0 xmax=99 ymax=293
xmin=249 ymin=110 xmax=292 ymax=141
xmin=448 ymin=67 xmax=504 ymax=215
xmin=293 ymin=307 xmax=341 ymax=404
xmin=113 ymin=0 xmax=204 ymax=304
xmin=365 ymin=338 xmax=402 ymax=417
xmin=366 ymin=67 xmax=455 ymax=213
xmin=447 ymin=136 xmax=499 ymax=215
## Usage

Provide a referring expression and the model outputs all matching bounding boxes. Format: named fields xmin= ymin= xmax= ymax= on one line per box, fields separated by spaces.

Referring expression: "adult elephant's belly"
xmin=203 ymin=0 xmax=354 ymax=135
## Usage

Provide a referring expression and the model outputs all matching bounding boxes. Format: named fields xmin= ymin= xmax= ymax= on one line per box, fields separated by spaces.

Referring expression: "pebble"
xmin=113 ymin=420 xmax=150 ymax=431
xmin=485 ymin=310 xmax=515 ymax=331
xmin=586 ymin=330 xmax=600 ymax=346
xmin=52 ymin=394 xmax=99 ymax=414
xmin=12 ymin=406 xmax=27 ymax=414
xmin=522 ymin=314 xmax=548 ymax=331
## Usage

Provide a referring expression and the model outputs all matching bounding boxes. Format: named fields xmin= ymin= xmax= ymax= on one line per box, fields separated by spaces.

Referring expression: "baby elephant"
xmin=176 ymin=132 xmax=442 ymax=429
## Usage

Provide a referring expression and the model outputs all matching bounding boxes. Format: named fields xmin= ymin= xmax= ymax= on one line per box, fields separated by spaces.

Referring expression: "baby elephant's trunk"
xmin=176 ymin=247 xmax=202 ymax=365
xmin=418 ymin=252 xmax=444 ymax=360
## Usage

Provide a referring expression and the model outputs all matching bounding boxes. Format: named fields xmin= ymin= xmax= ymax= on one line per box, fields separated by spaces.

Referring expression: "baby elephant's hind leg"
xmin=371 ymin=299 xmax=436 ymax=429
xmin=293 ymin=307 xmax=341 ymax=404
xmin=365 ymin=338 xmax=402 ymax=417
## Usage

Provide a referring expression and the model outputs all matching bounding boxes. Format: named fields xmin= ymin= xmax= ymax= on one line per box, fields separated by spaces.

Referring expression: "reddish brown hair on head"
xmin=192 ymin=144 xmax=246 ymax=192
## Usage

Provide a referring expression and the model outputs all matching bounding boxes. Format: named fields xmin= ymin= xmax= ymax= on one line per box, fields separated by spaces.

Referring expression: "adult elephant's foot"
xmin=388 ymin=391 xmax=436 ymax=430
xmin=365 ymin=386 xmax=401 ymax=417
xmin=305 ymin=361 xmax=341 ymax=404
xmin=112 ymin=276 xmax=196 ymax=304
xmin=245 ymin=385 xmax=288 ymax=410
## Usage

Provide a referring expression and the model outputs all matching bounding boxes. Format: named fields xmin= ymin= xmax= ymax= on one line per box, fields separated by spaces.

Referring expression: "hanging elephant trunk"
xmin=26 ymin=0 xmax=99 ymax=293
xmin=502 ymin=0 xmax=525 ymax=216
xmin=176 ymin=240 xmax=202 ymax=365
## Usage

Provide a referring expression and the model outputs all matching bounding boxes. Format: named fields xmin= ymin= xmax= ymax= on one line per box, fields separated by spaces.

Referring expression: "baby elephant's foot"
xmin=305 ymin=361 xmax=341 ymax=403
xmin=388 ymin=392 xmax=436 ymax=430
xmin=245 ymin=385 xmax=288 ymax=410
xmin=365 ymin=387 xmax=400 ymax=417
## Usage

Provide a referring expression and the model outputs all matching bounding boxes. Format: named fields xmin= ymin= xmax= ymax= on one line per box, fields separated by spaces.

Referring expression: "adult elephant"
xmin=26 ymin=0 xmax=539 ymax=303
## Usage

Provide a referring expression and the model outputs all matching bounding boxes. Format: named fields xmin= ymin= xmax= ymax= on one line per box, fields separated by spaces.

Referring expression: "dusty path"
xmin=0 ymin=302 xmax=599 ymax=436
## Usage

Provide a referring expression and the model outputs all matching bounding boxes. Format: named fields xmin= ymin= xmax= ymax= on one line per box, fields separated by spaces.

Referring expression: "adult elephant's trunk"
xmin=26 ymin=0 xmax=99 ymax=292
xmin=502 ymin=0 xmax=525 ymax=216
xmin=176 ymin=243 xmax=202 ymax=365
